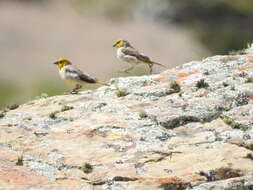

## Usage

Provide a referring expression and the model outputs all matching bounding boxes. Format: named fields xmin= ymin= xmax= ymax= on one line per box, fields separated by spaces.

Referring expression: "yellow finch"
xmin=53 ymin=58 xmax=104 ymax=93
xmin=113 ymin=39 xmax=165 ymax=73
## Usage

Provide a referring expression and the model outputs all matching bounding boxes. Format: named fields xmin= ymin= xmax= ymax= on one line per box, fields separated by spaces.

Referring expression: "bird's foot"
xmin=69 ymin=84 xmax=82 ymax=94
xmin=63 ymin=88 xmax=80 ymax=95
xmin=70 ymin=90 xmax=79 ymax=95
xmin=70 ymin=88 xmax=81 ymax=94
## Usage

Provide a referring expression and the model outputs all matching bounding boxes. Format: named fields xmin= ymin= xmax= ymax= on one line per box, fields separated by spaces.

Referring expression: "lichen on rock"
xmin=0 ymin=52 xmax=253 ymax=190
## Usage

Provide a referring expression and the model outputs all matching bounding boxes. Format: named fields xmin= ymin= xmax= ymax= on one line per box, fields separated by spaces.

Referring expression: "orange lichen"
xmin=154 ymin=71 xmax=197 ymax=84
xmin=176 ymin=71 xmax=197 ymax=85
xmin=237 ymin=66 xmax=253 ymax=71
xmin=200 ymin=91 xmax=209 ymax=97
xmin=80 ymin=129 xmax=106 ymax=137
xmin=101 ymin=120 xmax=118 ymax=125
xmin=149 ymin=176 xmax=182 ymax=184
xmin=154 ymin=74 xmax=167 ymax=82
xmin=153 ymin=71 xmax=174 ymax=82
xmin=177 ymin=72 xmax=197 ymax=78
xmin=178 ymin=73 xmax=189 ymax=78
xmin=143 ymin=82 xmax=151 ymax=87
xmin=248 ymin=96 xmax=253 ymax=100
xmin=247 ymin=56 xmax=253 ymax=61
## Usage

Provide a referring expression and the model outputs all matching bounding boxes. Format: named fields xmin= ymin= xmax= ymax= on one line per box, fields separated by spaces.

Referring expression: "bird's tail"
xmin=150 ymin=61 xmax=166 ymax=68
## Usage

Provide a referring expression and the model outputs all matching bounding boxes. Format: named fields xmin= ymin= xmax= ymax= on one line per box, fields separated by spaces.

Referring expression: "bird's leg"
xmin=70 ymin=88 xmax=78 ymax=94
xmin=70 ymin=84 xmax=82 ymax=94
xmin=121 ymin=66 xmax=134 ymax=73
xmin=77 ymin=84 xmax=83 ymax=90
xmin=148 ymin=64 xmax=153 ymax=74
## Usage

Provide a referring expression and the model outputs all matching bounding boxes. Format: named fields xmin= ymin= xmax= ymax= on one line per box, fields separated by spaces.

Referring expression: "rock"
xmin=0 ymin=52 xmax=253 ymax=190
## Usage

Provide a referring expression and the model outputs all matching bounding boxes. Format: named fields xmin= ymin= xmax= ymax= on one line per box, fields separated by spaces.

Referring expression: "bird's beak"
xmin=53 ymin=61 xmax=58 ymax=65
xmin=113 ymin=43 xmax=116 ymax=47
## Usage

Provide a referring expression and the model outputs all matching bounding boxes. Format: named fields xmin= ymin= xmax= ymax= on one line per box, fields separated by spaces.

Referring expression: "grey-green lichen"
xmin=49 ymin=105 xmax=74 ymax=119
xmin=221 ymin=115 xmax=248 ymax=131
xmin=115 ymin=88 xmax=128 ymax=97
xmin=139 ymin=110 xmax=148 ymax=118
xmin=242 ymin=143 xmax=253 ymax=150
xmin=160 ymin=116 xmax=199 ymax=129
xmin=61 ymin=105 xmax=74 ymax=112
xmin=80 ymin=162 xmax=93 ymax=174
xmin=245 ymin=77 xmax=253 ymax=83
xmin=23 ymin=116 xmax=32 ymax=121
xmin=200 ymin=167 xmax=243 ymax=182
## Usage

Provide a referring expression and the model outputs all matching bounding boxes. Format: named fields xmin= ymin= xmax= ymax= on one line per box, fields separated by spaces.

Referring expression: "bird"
xmin=113 ymin=39 xmax=166 ymax=74
xmin=53 ymin=58 xmax=105 ymax=94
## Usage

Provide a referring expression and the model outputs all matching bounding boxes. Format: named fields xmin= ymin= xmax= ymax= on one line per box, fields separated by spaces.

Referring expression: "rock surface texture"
xmin=0 ymin=54 xmax=253 ymax=190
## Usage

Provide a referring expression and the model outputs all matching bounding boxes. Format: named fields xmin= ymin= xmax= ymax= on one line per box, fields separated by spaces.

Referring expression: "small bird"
xmin=53 ymin=58 xmax=104 ymax=94
xmin=113 ymin=39 xmax=165 ymax=73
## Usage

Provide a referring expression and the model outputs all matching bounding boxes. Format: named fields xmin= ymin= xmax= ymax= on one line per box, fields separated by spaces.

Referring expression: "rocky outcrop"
xmin=0 ymin=53 xmax=253 ymax=190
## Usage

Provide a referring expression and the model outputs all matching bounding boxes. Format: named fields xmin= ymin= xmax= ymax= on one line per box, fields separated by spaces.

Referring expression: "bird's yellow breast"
xmin=64 ymin=80 xmax=76 ymax=86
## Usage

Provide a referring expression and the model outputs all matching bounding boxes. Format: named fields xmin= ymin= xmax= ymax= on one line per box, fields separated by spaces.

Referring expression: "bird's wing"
xmin=122 ymin=48 xmax=165 ymax=67
xmin=122 ymin=48 xmax=151 ymax=63
xmin=65 ymin=65 xmax=97 ymax=83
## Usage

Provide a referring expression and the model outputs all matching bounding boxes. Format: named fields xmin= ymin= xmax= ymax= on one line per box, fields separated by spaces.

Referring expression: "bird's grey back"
xmin=63 ymin=65 xmax=97 ymax=83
